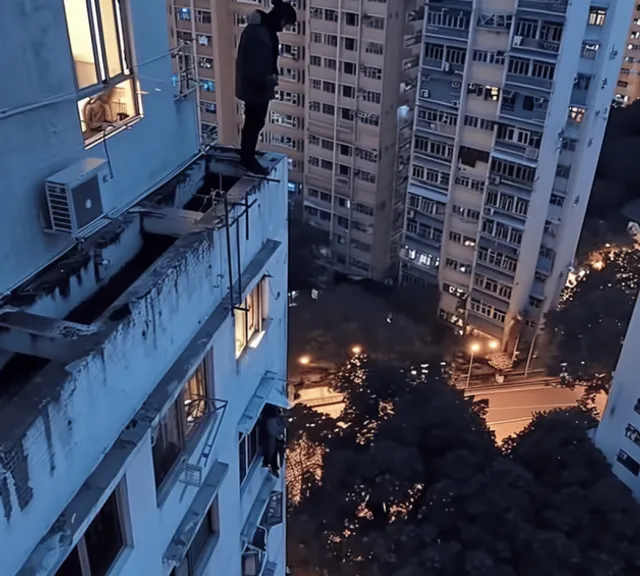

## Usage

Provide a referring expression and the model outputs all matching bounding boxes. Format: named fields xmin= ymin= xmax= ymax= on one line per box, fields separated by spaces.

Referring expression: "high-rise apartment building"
xmin=595 ymin=292 xmax=640 ymax=497
xmin=0 ymin=1 xmax=289 ymax=575
xmin=167 ymin=0 xmax=424 ymax=281
xmin=399 ymin=0 xmax=634 ymax=353
xmin=615 ymin=3 xmax=640 ymax=105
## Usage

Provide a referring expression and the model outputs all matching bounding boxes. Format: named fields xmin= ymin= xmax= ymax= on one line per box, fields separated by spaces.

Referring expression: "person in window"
xmin=82 ymin=89 xmax=115 ymax=136
xmin=235 ymin=0 xmax=297 ymax=176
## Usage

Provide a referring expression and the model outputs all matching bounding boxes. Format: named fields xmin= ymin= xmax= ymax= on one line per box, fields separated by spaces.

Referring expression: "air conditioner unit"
xmin=484 ymin=207 xmax=495 ymax=216
xmin=441 ymin=61 xmax=451 ymax=72
xmin=452 ymin=80 xmax=461 ymax=88
xmin=524 ymin=147 xmax=539 ymax=159
xmin=44 ymin=158 xmax=110 ymax=237
xmin=451 ymin=100 xmax=460 ymax=107
xmin=336 ymin=176 xmax=350 ymax=186
xmin=469 ymin=83 xmax=478 ymax=90
xmin=489 ymin=175 xmax=501 ymax=185
xmin=407 ymin=209 xmax=416 ymax=218
xmin=513 ymin=36 xmax=523 ymax=47
xmin=420 ymin=88 xmax=431 ymax=98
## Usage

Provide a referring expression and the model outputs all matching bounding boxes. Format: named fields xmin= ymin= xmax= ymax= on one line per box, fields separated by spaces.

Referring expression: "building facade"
xmin=615 ymin=3 xmax=640 ymax=106
xmin=595 ymin=292 xmax=640 ymax=497
xmin=0 ymin=1 xmax=289 ymax=576
xmin=167 ymin=0 xmax=424 ymax=281
xmin=399 ymin=0 xmax=634 ymax=353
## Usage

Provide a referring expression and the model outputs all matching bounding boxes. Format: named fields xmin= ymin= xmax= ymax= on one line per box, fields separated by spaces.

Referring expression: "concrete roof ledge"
xmin=0 ymin=154 xmax=288 ymax=574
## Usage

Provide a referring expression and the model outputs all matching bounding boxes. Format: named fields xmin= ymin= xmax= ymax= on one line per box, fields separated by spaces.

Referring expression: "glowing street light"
xmin=488 ymin=340 xmax=499 ymax=351
xmin=351 ymin=345 xmax=363 ymax=355
xmin=298 ymin=355 xmax=311 ymax=366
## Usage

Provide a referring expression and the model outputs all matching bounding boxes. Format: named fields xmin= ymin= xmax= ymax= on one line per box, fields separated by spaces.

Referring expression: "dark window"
xmin=84 ymin=491 xmax=124 ymax=576
xmin=617 ymin=449 xmax=640 ymax=476
xmin=55 ymin=548 xmax=83 ymax=576
xmin=55 ymin=487 xmax=126 ymax=576
xmin=171 ymin=498 xmax=220 ymax=576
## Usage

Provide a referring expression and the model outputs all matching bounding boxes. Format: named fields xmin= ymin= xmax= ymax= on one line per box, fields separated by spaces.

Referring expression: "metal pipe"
xmin=245 ymin=195 xmax=250 ymax=240
xmin=524 ymin=330 xmax=538 ymax=377
xmin=224 ymin=195 xmax=235 ymax=312
xmin=235 ymin=205 xmax=243 ymax=305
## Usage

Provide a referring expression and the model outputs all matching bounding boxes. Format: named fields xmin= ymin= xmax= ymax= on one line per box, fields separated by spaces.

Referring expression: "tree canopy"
xmin=287 ymin=357 xmax=640 ymax=576
xmin=544 ymin=248 xmax=639 ymax=394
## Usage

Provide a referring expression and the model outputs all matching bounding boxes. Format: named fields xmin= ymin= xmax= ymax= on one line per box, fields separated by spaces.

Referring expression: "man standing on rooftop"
xmin=235 ymin=0 xmax=297 ymax=176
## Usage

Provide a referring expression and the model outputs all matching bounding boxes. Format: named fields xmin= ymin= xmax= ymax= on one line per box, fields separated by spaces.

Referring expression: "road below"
xmin=468 ymin=385 xmax=606 ymax=442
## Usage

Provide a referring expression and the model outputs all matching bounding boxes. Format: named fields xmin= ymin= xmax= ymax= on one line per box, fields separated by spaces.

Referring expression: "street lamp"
xmin=298 ymin=355 xmax=311 ymax=366
xmin=488 ymin=340 xmax=499 ymax=351
xmin=351 ymin=345 xmax=363 ymax=355
xmin=466 ymin=342 xmax=480 ymax=388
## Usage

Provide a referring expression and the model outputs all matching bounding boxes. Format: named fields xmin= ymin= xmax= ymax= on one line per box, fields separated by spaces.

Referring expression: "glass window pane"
xmin=184 ymin=362 xmax=208 ymax=434
xmin=98 ymin=0 xmax=123 ymax=78
xmin=235 ymin=306 xmax=247 ymax=358
xmin=152 ymin=402 xmax=183 ymax=487
xmin=77 ymin=78 xmax=136 ymax=142
xmin=247 ymin=288 xmax=259 ymax=339
xmin=54 ymin=547 xmax=83 ymax=576
xmin=63 ymin=0 xmax=98 ymax=88
xmin=83 ymin=490 xmax=124 ymax=576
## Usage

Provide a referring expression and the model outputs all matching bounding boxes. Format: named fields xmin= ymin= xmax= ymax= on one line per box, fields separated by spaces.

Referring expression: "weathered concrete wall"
xmin=0 ymin=159 xmax=289 ymax=575
xmin=0 ymin=0 xmax=200 ymax=296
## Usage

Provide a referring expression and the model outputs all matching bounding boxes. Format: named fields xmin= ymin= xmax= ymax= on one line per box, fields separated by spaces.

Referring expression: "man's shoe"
xmin=239 ymin=155 xmax=269 ymax=177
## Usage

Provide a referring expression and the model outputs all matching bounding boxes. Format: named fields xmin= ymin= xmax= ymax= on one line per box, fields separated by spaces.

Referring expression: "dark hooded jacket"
xmin=235 ymin=11 xmax=280 ymax=103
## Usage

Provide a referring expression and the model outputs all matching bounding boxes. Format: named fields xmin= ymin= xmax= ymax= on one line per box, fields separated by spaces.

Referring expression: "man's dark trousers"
xmin=241 ymin=101 xmax=270 ymax=161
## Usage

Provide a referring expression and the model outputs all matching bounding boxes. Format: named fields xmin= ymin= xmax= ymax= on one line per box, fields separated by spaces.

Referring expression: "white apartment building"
xmin=593 ymin=290 xmax=640 ymax=498
xmin=595 ymin=291 xmax=640 ymax=497
xmin=400 ymin=0 xmax=634 ymax=354
xmin=0 ymin=1 xmax=289 ymax=576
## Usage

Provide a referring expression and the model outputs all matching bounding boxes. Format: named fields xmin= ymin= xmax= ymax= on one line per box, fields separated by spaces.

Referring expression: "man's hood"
xmin=247 ymin=10 xmax=266 ymax=25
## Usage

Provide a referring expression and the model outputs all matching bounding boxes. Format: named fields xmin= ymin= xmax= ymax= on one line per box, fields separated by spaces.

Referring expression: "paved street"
xmin=468 ymin=385 xmax=606 ymax=442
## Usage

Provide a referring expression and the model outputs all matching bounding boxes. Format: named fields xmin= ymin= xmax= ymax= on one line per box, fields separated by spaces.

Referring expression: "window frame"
xmin=55 ymin=481 xmax=132 ymax=576
xmin=63 ymin=0 xmax=140 ymax=144
xmin=170 ymin=497 xmax=220 ymax=576
xmin=235 ymin=277 xmax=269 ymax=359
xmin=152 ymin=352 xmax=216 ymax=498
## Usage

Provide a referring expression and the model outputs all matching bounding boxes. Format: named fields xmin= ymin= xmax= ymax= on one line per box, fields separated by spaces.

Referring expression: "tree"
xmin=545 ymin=248 xmax=639 ymax=394
xmin=288 ymin=360 xmax=640 ymax=576
xmin=503 ymin=408 xmax=640 ymax=573
xmin=289 ymin=357 xmax=511 ymax=576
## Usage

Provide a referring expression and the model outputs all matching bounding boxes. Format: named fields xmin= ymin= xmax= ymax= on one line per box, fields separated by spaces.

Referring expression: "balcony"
xmin=424 ymin=23 xmax=471 ymax=44
xmin=505 ymin=72 xmax=554 ymax=92
xmin=494 ymin=139 xmax=540 ymax=162
xmin=511 ymin=34 xmax=561 ymax=57
xmin=500 ymin=96 xmax=548 ymax=126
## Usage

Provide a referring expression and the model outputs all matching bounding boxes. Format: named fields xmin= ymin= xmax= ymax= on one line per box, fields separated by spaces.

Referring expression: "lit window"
xmin=235 ymin=278 xmax=269 ymax=358
xmin=63 ymin=0 xmax=139 ymax=143
xmin=152 ymin=359 xmax=214 ymax=490
xmin=77 ymin=79 xmax=137 ymax=141
xmin=54 ymin=483 xmax=130 ymax=575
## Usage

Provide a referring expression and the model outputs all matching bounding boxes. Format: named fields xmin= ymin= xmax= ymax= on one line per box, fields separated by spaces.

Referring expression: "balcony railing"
xmin=512 ymin=34 xmax=560 ymax=55
xmin=517 ymin=0 xmax=568 ymax=15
